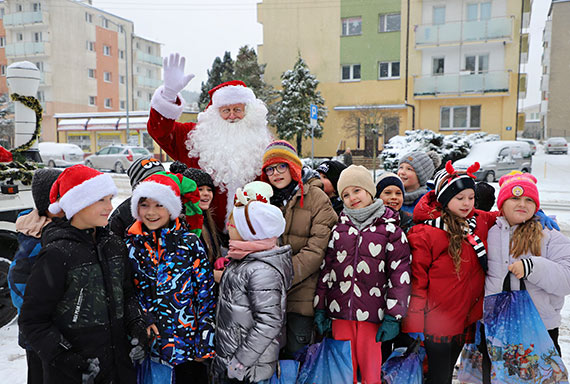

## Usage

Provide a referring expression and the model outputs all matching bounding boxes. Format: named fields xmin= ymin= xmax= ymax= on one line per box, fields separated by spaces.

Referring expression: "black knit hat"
xmin=375 ymin=172 xmax=405 ymax=199
xmin=183 ymin=168 xmax=215 ymax=190
xmin=127 ymin=156 xmax=165 ymax=188
xmin=32 ymin=168 xmax=62 ymax=216
xmin=316 ymin=160 xmax=347 ymax=194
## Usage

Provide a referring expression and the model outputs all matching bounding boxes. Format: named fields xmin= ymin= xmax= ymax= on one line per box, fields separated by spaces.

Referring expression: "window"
xmin=88 ymin=68 xmax=95 ymax=78
xmin=33 ymin=2 xmax=41 ymax=12
xmin=86 ymin=41 xmax=95 ymax=51
xmin=432 ymin=57 xmax=445 ymax=75
xmin=103 ymin=45 xmax=111 ymax=56
xmin=146 ymin=69 xmax=152 ymax=77
xmin=104 ymin=98 xmax=112 ymax=108
xmin=465 ymin=54 xmax=489 ymax=73
xmin=16 ymin=4 xmax=23 ymax=12
xmin=36 ymin=90 xmax=44 ymax=102
xmin=433 ymin=6 xmax=446 ymax=25
xmin=341 ymin=17 xmax=362 ymax=36
xmin=0 ymin=37 xmax=5 ymax=47
xmin=35 ymin=62 xmax=43 ymax=71
xmin=17 ymin=33 xmax=23 ymax=42
xmin=0 ymin=65 xmax=5 ymax=76
xmin=467 ymin=2 xmax=491 ymax=21
xmin=147 ymin=46 xmax=152 ymax=54
xmin=104 ymin=71 xmax=111 ymax=82
xmin=119 ymin=75 xmax=125 ymax=84
xmin=379 ymin=13 xmax=400 ymax=32
xmin=67 ymin=134 xmax=91 ymax=151
xmin=440 ymin=105 xmax=481 ymax=129
xmin=102 ymin=18 xmax=109 ymax=28
xmin=34 ymin=32 xmax=42 ymax=42
xmin=379 ymin=61 xmax=400 ymax=79
xmin=88 ymin=96 xmax=96 ymax=106
xmin=85 ymin=12 xmax=92 ymax=23
xmin=119 ymin=50 xmax=124 ymax=59
xmin=341 ymin=64 xmax=361 ymax=81
xmin=120 ymin=100 xmax=125 ymax=110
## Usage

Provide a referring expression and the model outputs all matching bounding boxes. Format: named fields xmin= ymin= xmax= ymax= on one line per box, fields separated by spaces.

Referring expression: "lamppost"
xmin=102 ymin=17 xmax=130 ymax=143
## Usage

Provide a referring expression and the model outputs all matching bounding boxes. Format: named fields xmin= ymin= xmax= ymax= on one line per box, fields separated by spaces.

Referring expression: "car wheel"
xmin=521 ymin=168 xmax=529 ymax=173
xmin=114 ymin=162 xmax=125 ymax=173
xmin=85 ymin=160 xmax=93 ymax=168
xmin=47 ymin=160 xmax=56 ymax=168
xmin=0 ymin=257 xmax=17 ymax=328
xmin=485 ymin=171 xmax=495 ymax=183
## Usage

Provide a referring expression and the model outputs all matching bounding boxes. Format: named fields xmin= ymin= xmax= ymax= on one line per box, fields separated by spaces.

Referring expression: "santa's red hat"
xmin=48 ymin=165 xmax=117 ymax=219
xmin=207 ymin=80 xmax=256 ymax=109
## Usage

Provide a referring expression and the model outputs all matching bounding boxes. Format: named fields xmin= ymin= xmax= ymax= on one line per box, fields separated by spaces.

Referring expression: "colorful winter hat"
xmin=48 ymin=164 xmax=117 ymax=220
xmin=131 ymin=171 xmax=203 ymax=236
xmin=497 ymin=171 xmax=540 ymax=213
xmin=261 ymin=140 xmax=304 ymax=206
xmin=337 ymin=165 xmax=376 ymax=199
xmin=127 ymin=156 xmax=165 ymax=188
xmin=207 ymin=80 xmax=256 ymax=109
xmin=375 ymin=172 xmax=405 ymax=199
xmin=398 ymin=150 xmax=441 ymax=187
xmin=32 ymin=168 xmax=62 ymax=216
xmin=234 ymin=181 xmax=274 ymax=206
xmin=431 ymin=161 xmax=479 ymax=208
xmin=316 ymin=160 xmax=347 ymax=195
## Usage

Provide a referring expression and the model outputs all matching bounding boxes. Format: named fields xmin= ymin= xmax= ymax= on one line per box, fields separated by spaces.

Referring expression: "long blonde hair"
xmin=441 ymin=209 xmax=467 ymax=274
xmin=510 ymin=218 xmax=543 ymax=258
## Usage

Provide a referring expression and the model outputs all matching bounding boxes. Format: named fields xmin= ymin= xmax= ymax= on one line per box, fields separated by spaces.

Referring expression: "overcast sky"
xmin=92 ymin=0 xmax=549 ymax=105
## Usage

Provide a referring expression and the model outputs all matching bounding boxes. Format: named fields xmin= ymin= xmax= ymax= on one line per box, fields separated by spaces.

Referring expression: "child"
xmin=402 ymin=161 xmax=497 ymax=384
xmin=126 ymin=172 xmax=216 ymax=382
xmin=19 ymin=165 xmax=146 ymax=384
xmin=316 ymin=159 xmax=347 ymax=215
xmin=397 ymin=150 xmax=441 ymax=214
xmin=483 ymin=172 xmax=570 ymax=371
xmin=314 ymin=165 xmax=411 ymax=384
xmin=261 ymin=140 xmax=338 ymax=357
xmin=375 ymin=171 xmax=413 ymax=233
xmin=213 ymin=181 xmax=293 ymax=383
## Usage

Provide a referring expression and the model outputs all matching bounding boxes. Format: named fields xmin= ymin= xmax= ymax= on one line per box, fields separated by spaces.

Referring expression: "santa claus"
xmin=147 ymin=53 xmax=273 ymax=231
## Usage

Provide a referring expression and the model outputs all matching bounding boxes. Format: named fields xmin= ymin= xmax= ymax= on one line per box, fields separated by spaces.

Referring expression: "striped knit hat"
xmin=432 ymin=160 xmax=480 ymax=208
xmin=261 ymin=140 xmax=304 ymax=207
xmin=127 ymin=156 xmax=165 ymax=188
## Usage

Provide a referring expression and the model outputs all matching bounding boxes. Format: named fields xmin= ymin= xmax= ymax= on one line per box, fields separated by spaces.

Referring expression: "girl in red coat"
xmin=401 ymin=161 xmax=498 ymax=384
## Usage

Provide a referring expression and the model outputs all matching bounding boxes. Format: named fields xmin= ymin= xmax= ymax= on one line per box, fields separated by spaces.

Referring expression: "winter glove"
xmin=129 ymin=338 xmax=146 ymax=365
xmin=82 ymin=358 xmax=101 ymax=384
xmin=376 ymin=314 xmax=400 ymax=342
xmin=128 ymin=319 xmax=150 ymax=349
xmin=162 ymin=53 xmax=195 ymax=102
xmin=536 ymin=209 xmax=560 ymax=231
xmin=227 ymin=356 xmax=247 ymax=381
xmin=314 ymin=309 xmax=332 ymax=335
xmin=407 ymin=332 xmax=425 ymax=342
xmin=51 ymin=350 xmax=93 ymax=382
xmin=214 ymin=257 xmax=230 ymax=270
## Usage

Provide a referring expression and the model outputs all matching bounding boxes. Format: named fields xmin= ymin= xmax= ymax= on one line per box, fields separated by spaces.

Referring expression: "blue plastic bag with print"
xmin=483 ymin=274 xmax=569 ymax=383
xmin=381 ymin=337 xmax=426 ymax=384
xmin=257 ymin=360 xmax=300 ymax=384
xmin=296 ymin=338 xmax=353 ymax=384
xmin=136 ymin=357 xmax=174 ymax=384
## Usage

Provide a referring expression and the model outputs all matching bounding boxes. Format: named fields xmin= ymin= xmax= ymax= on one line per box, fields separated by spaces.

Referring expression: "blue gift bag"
xmin=296 ymin=338 xmax=353 ymax=384
xmin=258 ymin=360 xmax=300 ymax=384
xmin=483 ymin=274 xmax=569 ymax=383
xmin=457 ymin=343 xmax=484 ymax=384
xmin=381 ymin=338 xmax=425 ymax=384
xmin=137 ymin=357 xmax=174 ymax=384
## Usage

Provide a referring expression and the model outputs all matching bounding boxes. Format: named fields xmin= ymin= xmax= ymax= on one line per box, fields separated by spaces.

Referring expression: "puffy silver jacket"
xmin=213 ymin=245 xmax=293 ymax=382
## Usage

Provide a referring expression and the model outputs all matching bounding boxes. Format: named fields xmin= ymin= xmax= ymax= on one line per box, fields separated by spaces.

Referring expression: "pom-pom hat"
xmin=207 ymin=80 xmax=256 ymax=109
xmin=497 ymin=171 xmax=540 ymax=213
xmin=431 ymin=161 xmax=479 ymax=208
xmin=48 ymin=165 xmax=117 ymax=220
xmin=261 ymin=140 xmax=304 ymax=206
xmin=127 ymin=156 xmax=165 ymax=188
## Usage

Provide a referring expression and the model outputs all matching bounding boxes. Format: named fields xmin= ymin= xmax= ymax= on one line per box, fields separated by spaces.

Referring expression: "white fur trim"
xmin=151 ymin=86 xmax=185 ymax=120
xmin=48 ymin=201 xmax=61 ymax=215
xmin=212 ymin=85 xmax=256 ymax=108
xmin=131 ymin=181 xmax=182 ymax=221
xmin=58 ymin=173 xmax=117 ymax=220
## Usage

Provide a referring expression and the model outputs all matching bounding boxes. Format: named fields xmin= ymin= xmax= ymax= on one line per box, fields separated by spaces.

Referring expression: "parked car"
xmin=453 ymin=141 xmax=532 ymax=182
xmin=84 ymin=145 xmax=151 ymax=173
xmin=545 ymin=137 xmax=568 ymax=154
xmin=517 ymin=138 xmax=537 ymax=155
xmin=38 ymin=142 xmax=85 ymax=168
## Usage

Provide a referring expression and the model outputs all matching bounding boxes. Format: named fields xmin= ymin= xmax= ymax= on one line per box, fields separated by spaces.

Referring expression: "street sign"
xmin=310 ymin=104 xmax=318 ymax=127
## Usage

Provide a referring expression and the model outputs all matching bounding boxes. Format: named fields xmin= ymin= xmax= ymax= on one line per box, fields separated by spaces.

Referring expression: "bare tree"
xmin=342 ymin=107 xmax=399 ymax=156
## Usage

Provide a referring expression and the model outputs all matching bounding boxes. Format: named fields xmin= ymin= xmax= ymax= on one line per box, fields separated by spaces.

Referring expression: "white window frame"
xmin=34 ymin=32 xmax=42 ymax=42
xmin=464 ymin=53 xmax=489 ymax=74
xmin=378 ymin=61 xmax=400 ymax=79
xmin=466 ymin=2 xmax=492 ymax=21
xmin=432 ymin=57 xmax=445 ymax=75
xmin=379 ymin=13 xmax=400 ymax=32
xmin=86 ymin=41 xmax=95 ymax=52
xmin=32 ymin=2 xmax=41 ymax=12
xmin=103 ymin=45 xmax=111 ymax=56
xmin=0 ymin=65 xmax=6 ymax=76
xmin=88 ymin=96 xmax=96 ymax=106
xmin=102 ymin=18 xmax=109 ymax=29
xmin=119 ymin=75 xmax=125 ymax=84
xmin=103 ymin=71 xmax=112 ymax=83
xmin=104 ymin=98 xmax=112 ymax=109
xmin=120 ymin=100 xmax=126 ymax=110
xmin=341 ymin=17 xmax=362 ymax=36
xmin=440 ymin=105 xmax=481 ymax=130
xmin=0 ymin=37 xmax=5 ymax=47
xmin=88 ymin=68 xmax=95 ymax=78
xmin=341 ymin=64 xmax=361 ymax=82
xmin=433 ymin=6 xmax=446 ymax=25
xmin=119 ymin=49 xmax=124 ymax=60
xmin=16 ymin=4 xmax=23 ymax=12
xmin=17 ymin=33 xmax=24 ymax=42
xmin=85 ymin=12 xmax=92 ymax=23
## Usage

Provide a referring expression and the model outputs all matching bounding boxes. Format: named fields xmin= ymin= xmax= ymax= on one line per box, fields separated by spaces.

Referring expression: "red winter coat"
xmin=401 ymin=191 xmax=498 ymax=338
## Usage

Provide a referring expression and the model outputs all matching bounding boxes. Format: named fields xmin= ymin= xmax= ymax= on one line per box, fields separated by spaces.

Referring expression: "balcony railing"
xmin=136 ymin=50 xmax=162 ymax=66
xmin=416 ymin=17 xmax=512 ymax=46
xmin=136 ymin=76 xmax=162 ymax=89
xmin=5 ymin=42 xmax=47 ymax=57
xmin=4 ymin=11 xmax=45 ymax=26
xmin=414 ymin=71 xmax=510 ymax=96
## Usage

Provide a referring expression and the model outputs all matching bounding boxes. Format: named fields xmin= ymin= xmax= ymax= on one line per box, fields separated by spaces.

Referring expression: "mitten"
xmin=314 ymin=309 xmax=332 ymax=335
xmin=376 ymin=314 xmax=399 ymax=342
xmin=227 ymin=356 xmax=246 ymax=381
xmin=82 ymin=358 xmax=101 ymax=384
xmin=214 ymin=257 xmax=230 ymax=271
xmin=129 ymin=338 xmax=146 ymax=365
xmin=162 ymin=53 xmax=195 ymax=102
xmin=536 ymin=209 xmax=560 ymax=231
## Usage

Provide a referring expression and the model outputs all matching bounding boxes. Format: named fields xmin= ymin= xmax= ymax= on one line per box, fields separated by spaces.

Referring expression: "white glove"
xmin=162 ymin=53 xmax=195 ymax=102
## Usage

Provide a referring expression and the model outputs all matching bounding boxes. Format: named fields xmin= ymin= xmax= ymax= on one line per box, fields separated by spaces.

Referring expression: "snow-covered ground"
xmin=2 ymin=151 xmax=570 ymax=382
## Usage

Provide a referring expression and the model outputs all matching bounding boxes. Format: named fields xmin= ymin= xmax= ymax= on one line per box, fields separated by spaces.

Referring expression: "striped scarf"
xmin=423 ymin=215 xmax=488 ymax=271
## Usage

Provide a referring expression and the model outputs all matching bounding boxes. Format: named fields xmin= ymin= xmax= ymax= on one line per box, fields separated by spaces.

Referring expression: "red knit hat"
xmin=206 ymin=80 xmax=256 ymax=109
xmin=260 ymin=140 xmax=304 ymax=207
xmin=48 ymin=164 xmax=117 ymax=219
xmin=497 ymin=171 xmax=540 ymax=213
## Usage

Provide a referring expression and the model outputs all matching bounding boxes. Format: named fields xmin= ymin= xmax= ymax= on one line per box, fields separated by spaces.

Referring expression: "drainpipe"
xmin=514 ymin=0 xmax=525 ymax=140
xmin=404 ymin=0 xmax=415 ymax=130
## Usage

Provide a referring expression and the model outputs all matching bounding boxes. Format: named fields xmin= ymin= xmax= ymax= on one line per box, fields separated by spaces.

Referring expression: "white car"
xmin=38 ymin=142 xmax=85 ymax=168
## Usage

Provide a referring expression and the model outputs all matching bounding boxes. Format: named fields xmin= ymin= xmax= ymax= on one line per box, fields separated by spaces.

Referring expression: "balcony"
xmin=520 ymin=33 xmax=529 ymax=64
xmin=136 ymin=76 xmax=162 ymax=89
xmin=414 ymin=71 xmax=510 ymax=97
xmin=5 ymin=42 xmax=49 ymax=57
xmin=519 ymin=73 xmax=527 ymax=99
xmin=136 ymin=50 xmax=162 ymax=66
xmin=416 ymin=17 xmax=512 ymax=47
xmin=4 ymin=11 xmax=46 ymax=26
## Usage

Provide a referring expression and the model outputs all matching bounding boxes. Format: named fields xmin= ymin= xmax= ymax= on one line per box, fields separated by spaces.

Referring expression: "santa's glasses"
xmin=264 ymin=163 xmax=288 ymax=176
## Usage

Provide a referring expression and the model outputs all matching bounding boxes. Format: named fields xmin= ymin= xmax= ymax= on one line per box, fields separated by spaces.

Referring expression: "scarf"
xmin=270 ymin=181 xmax=299 ymax=207
xmin=343 ymin=199 xmax=386 ymax=231
xmin=404 ymin=186 xmax=428 ymax=206
xmin=423 ymin=215 xmax=488 ymax=271
xmin=227 ymin=237 xmax=278 ymax=260
xmin=15 ymin=209 xmax=51 ymax=238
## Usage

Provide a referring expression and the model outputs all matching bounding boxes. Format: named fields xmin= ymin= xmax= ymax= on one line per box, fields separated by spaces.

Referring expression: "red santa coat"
xmin=401 ymin=191 xmax=499 ymax=338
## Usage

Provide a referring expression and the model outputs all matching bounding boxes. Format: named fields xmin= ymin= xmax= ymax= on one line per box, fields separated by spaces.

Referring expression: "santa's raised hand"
xmin=162 ymin=53 xmax=195 ymax=102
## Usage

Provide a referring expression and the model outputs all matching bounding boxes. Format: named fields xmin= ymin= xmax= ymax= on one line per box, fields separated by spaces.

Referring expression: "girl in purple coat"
xmin=314 ymin=165 xmax=411 ymax=384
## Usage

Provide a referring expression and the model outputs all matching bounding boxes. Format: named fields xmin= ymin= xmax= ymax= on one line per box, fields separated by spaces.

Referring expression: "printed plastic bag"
xmin=296 ymin=338 xmax=353 ymax=384
xmin=258 ymin=360 xmax=300 ymax=384
xmin=381 ymin=337 xmax=426 ymax=384
xmin=483 ymin=274 xmax=568 ymax=383
xmin=136 ymin=357 xmax=174 ymax=384
xmin=457 ymin=343 xmax=484 ymax=384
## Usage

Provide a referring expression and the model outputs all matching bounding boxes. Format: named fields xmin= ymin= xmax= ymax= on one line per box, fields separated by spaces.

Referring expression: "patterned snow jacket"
xmin=126 ymin=218 xmax=215 ymax=365
xmin=314 ymin=205 xmax=412 ymax=323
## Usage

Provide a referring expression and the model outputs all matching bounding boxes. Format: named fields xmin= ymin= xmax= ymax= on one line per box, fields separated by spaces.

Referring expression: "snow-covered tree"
xmin=0 ymin=94 xmax=14 ymax=150
xmin=199 ymin=52 xmax=234 ymax=110
xmin=234 ymin=45 xmax=277 ymax=108
xmin=273 ymin=56 xmax=327 ymax=155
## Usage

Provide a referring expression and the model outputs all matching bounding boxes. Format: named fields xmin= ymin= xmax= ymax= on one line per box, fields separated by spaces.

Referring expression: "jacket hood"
xmin=246 ymin=244 xmax=293 ymax=291
xmin=42 ymin=217 xmax=110 ymax=246
xmin=16 ymin=209 xmax=51 ymax=238
xmin=412 ymin=190 xmax=476 ymax=223
xmin=302 ymin=166 xmax=321 ymax=185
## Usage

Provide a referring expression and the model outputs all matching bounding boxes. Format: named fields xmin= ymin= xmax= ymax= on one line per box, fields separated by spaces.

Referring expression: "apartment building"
xmin=257 ymin=0 xmax=529 ymax=157
xmin=1 ymin=0 xmax=162 ymax=144
xmin=540 ymin=0 xmax=570 ymax=139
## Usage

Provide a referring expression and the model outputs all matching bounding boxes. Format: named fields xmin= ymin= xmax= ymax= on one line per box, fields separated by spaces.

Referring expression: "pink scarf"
xmin=227 ymin=237 xmax=278 ymax=260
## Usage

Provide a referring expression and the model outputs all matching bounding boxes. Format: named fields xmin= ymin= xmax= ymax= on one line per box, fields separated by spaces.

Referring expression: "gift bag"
xmin=296 ymin=338 xmax=353 ymax=384
xmin=136 ymin=357 xmax=174 ymax=384
xmin=457 ymin=343 xmax=484 ymax=384
xmin=258 ymin=360 xmax=300 ymax=384
xmin=483 ymin=274 xmax=569 ymax=383
xmin=381 ymin=337 xmax=426 ymax=384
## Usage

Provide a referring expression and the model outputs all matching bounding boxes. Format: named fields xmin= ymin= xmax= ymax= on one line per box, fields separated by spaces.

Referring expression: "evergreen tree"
xmin=199 ymin=56 xmax=225 ymax=110
xmin=220 ymin=51 xmax=234 ymax=83
xmin=234 ymin=46 xmax=276 ymax=105
xmin=273 ymin=56 xmax=327 ymax=155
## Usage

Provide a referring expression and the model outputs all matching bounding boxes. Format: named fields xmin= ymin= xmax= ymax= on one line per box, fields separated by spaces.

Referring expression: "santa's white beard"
xmin=185 ymin=99 xmax=273 ymax=217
